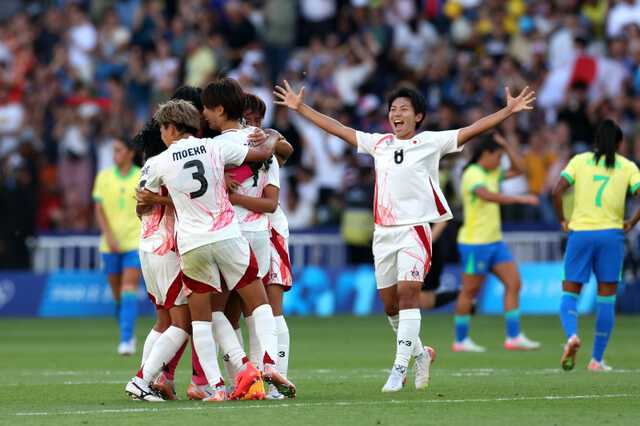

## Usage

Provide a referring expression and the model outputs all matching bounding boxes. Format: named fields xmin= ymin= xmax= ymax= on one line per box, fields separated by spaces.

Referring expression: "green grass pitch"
xmin=1 ymin=314 xmax=639 ymax=425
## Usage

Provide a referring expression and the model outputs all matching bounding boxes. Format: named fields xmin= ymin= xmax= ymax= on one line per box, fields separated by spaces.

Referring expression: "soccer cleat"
xmin=265 ymin=384 xmax=285 ymax=400
xmin=587 ymin=359 xmax=612 ymax=372
xmin=152 ymin=372 xmax=177 ymax=400
xmin=202 ymin=385 xmax=227 ymax=402
xmin=229 ymin=362 xmax=261 ymax=400
xmin=504 ymin=334 xmax=541 ymax=351
xmin=561 ymin=335 xmax=581 ymax=371
xmin=382 ymin=364 xmax=407 ymax=393
xmin=452 ymin=337 xmax=486 ymax=353
xmin=118 ymin=338 xmax=136 ymax=356
xmin=186 ymin=383 xmax=208 ymax=400
xmin=263 ymin=364 xmax=296 ymax=398
xmin=241 ymin=379 xmax=266 ymax=400
xmin=414 ymin=346 xmax=436 ymax=390
xmin=125 ymin=377 xmax=164 ymax=402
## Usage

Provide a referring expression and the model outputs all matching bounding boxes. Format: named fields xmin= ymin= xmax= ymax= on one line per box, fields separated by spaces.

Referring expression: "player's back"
xmin=148 ymin=135 xmax=248 ymax=253
xmin=563 ymin=152 xmax=640 ymax=230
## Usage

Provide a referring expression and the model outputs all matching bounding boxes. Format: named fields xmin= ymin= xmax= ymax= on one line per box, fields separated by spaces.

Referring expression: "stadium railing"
xmin=29 ymin=232 xmax=564 ymax=273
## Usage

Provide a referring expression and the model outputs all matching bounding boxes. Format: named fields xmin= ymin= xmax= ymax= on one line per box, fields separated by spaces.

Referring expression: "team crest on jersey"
xmin=410 ymin=266 xmax=420 ymax=279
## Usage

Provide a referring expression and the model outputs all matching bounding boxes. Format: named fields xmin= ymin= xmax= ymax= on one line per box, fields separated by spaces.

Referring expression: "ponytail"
xmin=593 ymin=119 xmax=622 ymax=169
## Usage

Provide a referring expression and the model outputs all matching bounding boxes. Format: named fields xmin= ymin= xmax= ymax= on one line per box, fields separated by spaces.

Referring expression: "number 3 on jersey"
xmin=593 ymin=174 xmax=609 ymax=207
xmin=184 ymin=159 xmax=208 ymax=199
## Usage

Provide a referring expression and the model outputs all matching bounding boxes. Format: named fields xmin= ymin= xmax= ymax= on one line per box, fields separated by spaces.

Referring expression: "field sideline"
xmin=1 ymin=315 xmax=639 ymax=425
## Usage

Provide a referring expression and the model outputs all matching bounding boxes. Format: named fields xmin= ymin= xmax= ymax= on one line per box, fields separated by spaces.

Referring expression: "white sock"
xmin=192 ymin=321 xmax=224 ymax=387
xmin=141 ymin=329 xmax=162 ymax=366
xmin=245 ymin=315 xmax=262 ymax=368
xmin=275 ymin=315 xmax=290 ymax=378
xmin=388 ymin=313 xmax=424 ymax=357
xmin=251 ymin=304 xmax=278 ymax=368
xmin=393 ymin=309 xmax=421 ymax=368
xmin=235 ymin=327 xmax=244 ymax=348
xmin=211 ymin=311 xmax=247 ymax=381
xmin=141 ymin=326 xmax=188 ymax=382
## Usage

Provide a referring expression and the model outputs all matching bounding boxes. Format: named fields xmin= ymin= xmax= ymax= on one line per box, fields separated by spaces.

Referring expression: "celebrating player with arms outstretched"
xmin=275 ymin=81 xmax=535 ymax=392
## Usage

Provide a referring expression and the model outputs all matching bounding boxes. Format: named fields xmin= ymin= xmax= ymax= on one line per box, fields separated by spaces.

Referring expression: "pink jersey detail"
xmin=227 ymin=164 xmax=254 ymax=185
xmin=373 ymin=172 xmax=397 ymax=226
xmin=374 ymin=134 xmax=394 ymax=152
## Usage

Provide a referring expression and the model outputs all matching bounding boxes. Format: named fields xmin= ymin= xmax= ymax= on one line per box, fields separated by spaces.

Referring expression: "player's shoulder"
xmin=616 ymin=154 xmax=638 ymax=172
xmin=95 ymin=166 xmax=114 ymax=181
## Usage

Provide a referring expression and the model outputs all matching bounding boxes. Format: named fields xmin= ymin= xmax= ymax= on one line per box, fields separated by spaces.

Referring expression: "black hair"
xmin=172 ymin=85 xmax=203 ymax=112
xmin=244 ymin=93 xmax=266 ymax=119
xmin=593 ymin=119 xmax=622 ymax=169
xmin=464 ymin=135 xmax=502 ymax=170
xmin=201 ymin=77 xmax=245 ymax=121
xmin=387 ymin=87 xmax=426 ymax=127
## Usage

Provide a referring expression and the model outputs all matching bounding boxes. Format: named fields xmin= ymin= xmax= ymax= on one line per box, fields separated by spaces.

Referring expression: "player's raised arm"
xmin=274 ymin=80 xmax=357 ymax=147
xmin=458 ymin=87 xmax=536 ymax=146
xmin=493 ymin=133 xmax=526 ymax=179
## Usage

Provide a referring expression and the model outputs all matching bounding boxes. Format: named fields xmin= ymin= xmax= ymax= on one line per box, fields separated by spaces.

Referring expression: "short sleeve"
xmin=142 ymin=156 xmax=162 ymax=194
xmin=423 ymin=129 xmax=461 ymax=156
xmin=220 ymin=139 xmax=249 ymax=166
xmin=561 ymin=156 xmax=577 ymax=186
xmin=92 ymin=171 xmax=104 ymax=202
xmin=356 ymin=131 xmax=383 ymax=156
xmin=628 ymin=162 xmax=640 ymax=195
xmin=464 ymin=166 xmax=487 ymax=195
xmin=266 ymin=156 xmax=280 ymax=188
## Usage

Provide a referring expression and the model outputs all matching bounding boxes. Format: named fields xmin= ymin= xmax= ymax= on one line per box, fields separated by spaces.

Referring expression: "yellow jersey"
xmin=561 ymin=152 xmax=640 ymax=231
xmin=458 ymin=164 xmax=504 ymax=244
xmin=92 ymin=166 xmax=141 ymax=253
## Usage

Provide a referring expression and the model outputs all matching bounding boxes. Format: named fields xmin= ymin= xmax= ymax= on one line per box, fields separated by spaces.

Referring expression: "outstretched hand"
xmin=274 ymin=80 xmax=305 ymax=111
xmin=505 ymin=86 xmax=536 ymax=114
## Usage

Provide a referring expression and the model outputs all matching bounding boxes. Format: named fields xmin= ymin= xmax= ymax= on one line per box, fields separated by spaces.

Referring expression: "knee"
xmin=384 ymin=304 xmax=399 ymax=317
xmin=507 ymin=279 xmax=522 ymax=293
xmin=397 ymin=286 xmax=420 ymax=310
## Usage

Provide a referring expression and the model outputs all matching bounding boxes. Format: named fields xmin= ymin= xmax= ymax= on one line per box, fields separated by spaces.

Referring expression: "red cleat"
xmin=229 ymin=362 xmax=261 ymax=400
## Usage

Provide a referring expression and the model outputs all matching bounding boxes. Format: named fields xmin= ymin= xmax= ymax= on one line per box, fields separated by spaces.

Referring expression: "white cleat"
xmin=118 ymin=338 xmax=137 ymax=356
xmin=125 ymin=377 xmax=164 ymax=402
xmin=587 ymin=359 xmax=613 ymax=372
xmin=202 ymin=385 xmax=227 ymax=402
xmin=414 ymin=346 xmax=436 ymax=390
xmin=504 ymin=334 xmax=541 ymax=351
xmin=381 ymin=364 xmax=407 ymax=393
xmin=265 ymin=384 xmax=286 ymax=400
xmin=452 ymin=337 xmax=486 ymax=353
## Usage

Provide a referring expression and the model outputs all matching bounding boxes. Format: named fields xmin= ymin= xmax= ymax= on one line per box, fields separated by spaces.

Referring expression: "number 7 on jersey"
xmin=593 ymin=174 xmax=609 ymax=207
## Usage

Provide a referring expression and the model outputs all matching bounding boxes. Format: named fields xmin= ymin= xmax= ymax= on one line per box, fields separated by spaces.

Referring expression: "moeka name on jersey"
xmin=172 ymin=145 xmax=206 ymax=161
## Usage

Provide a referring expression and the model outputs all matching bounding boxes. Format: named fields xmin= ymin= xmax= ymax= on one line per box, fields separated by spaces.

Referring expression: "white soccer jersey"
xmin=356 ymin=129 xmax=462 ymax=226
xmin=224 ymin=127 xmax=280 ymax=232
xmin=144 ymin=135 xmax=248 ymax=254
xmin=139 ymin=155 xmax=176 ymax=255
xmin=268 ymin=205 xmax=289 ymax=238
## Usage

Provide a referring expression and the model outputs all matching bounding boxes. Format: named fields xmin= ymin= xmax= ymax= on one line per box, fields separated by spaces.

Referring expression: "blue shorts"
xmin=458 ymin=241 xmax=513 ymax=275
xmin=101 ymin=251 xmax=141 ymax=275
xmin=564 ymin=229 xmax=624 ymax=283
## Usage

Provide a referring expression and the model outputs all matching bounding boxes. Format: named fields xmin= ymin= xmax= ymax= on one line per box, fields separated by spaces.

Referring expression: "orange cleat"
xmin=240 ymin=379 xmax=266 ymax=400
xmin=229 ymin=362 xmax=261 ymax=400
xmin=151 ymin=372 xmax=177 ymax=400
xmin=561 ymin=335 xmax=581 ymax=371
xmin=186 ymin=383 xmax=208 ymax=400
xmin=263 ymin=364 xmax=296 ymax=398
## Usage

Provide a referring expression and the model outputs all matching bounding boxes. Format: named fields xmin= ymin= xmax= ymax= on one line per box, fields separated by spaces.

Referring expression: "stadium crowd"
xmin=2 ymin=0 xmax=640 ymax=268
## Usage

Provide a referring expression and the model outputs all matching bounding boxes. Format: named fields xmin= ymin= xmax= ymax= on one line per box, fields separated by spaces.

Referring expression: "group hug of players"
xmin=93 ymin=75 xmax=639 ymax=402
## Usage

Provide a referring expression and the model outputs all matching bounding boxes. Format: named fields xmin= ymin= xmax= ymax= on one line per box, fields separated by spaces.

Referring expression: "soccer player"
xmin=92 ymin=138 xmax=141 ymax=355
xmin=274 ymin=80 xmax=535 ymax=392
xmin=239 ymin=93 xmax=295 ymax=399
xmin=453 ymin=133 xmax=541 ymax=352
xmin=552 ymin=119 xmax=640 ymax=372
xmin=202 ymin=80 xmax=296 ymax=399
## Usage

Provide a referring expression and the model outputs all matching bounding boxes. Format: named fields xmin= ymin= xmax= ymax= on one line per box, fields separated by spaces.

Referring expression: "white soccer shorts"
xmin=243 ymin=230 xmax=270 ymax=279
xmin=140 ymin=250 xmax=188 ymax=308
xmin=264 ymin=228 xmax=292 ymax=289
xmin=372 ymin=223 xmax=432 ymax=290
xmin=180 ymin=236 xmax=258 ymax=293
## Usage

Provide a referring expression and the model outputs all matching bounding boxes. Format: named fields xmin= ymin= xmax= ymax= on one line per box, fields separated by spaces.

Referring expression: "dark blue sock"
xmin=454 ymin=315 xmax=470 ymax=342
xmin=119 ymin=290 xmax=138 ymax=343
xmin=593 ymin=295 xmax=616 ymax=362
xmin=559 ymin=292 xmax=579 ymax=339
xmin=504 ymin=309 xmax=520 ymax=339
